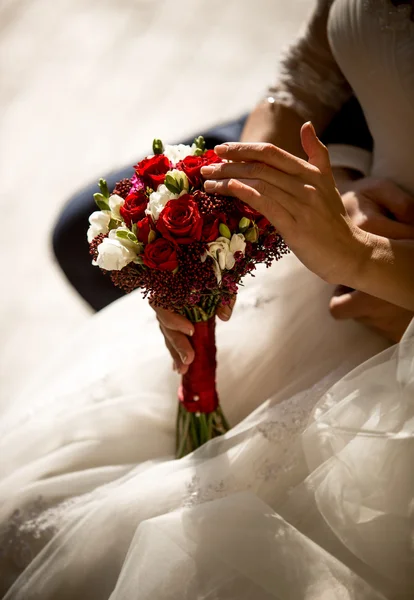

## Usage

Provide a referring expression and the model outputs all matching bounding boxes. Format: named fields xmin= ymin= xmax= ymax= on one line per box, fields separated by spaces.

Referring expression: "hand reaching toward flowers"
xmin=201 ymin=123 xmax=414 ymax=311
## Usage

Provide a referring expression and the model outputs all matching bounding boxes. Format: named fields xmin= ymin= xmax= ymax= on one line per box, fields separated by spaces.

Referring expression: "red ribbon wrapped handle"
xmin=178 ymin=317 xmax=218 ymax=413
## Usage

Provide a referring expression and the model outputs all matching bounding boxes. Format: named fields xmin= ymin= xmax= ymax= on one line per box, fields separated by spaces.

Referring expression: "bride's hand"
xmin=152 ymin=300 xmax=235 ymax=374
xmin=201 ymin=123 xmax=368 ymax=287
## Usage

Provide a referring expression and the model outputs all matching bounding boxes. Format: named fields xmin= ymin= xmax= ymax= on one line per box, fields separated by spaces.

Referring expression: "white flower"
xmin=94 ymin=228 xmax=139 ymax=271
xmin=229 ymin=233 xmax=246 ymax=255
xmin=163 ymin=143 xmax=196 ymax=166
xmin=87 ymin=210 xmax=111 ymax=243
xmin=202 ymin=234 xmax=246 ymax=283
xmin=145 ymin=184 xmax=179 ymax=221
xmin=165 ymin=169 xmax=189 ymax=193
xmin=94 ymin=238 xmax=136 ymax=271
xmin=108 ymin=194 xmax=124 ymax=220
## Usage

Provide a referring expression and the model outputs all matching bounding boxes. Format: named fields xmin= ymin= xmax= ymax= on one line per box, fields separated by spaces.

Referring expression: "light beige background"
xmin=0 ymin=0 xmax=311 ymax=409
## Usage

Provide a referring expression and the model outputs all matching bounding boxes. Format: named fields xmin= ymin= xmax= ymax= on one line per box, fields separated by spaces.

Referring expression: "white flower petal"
xmin=146 ymin=184 xmax=178 ymax=221
xmin=229 ymin=233 xmax=246 ymax=255
xmin=164 ymin=144 xmax=194 ymax=166
xmin=87 ymin=211 xmax=111 ymax=243
xmin=108 ymin=194 xmax=124 ymax=219
xmin=95 ymin=237 xmax=137 ymax=271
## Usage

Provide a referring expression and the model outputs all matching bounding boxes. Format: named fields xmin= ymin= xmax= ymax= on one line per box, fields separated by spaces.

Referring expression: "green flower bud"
xmin=219 ymin=223 xmax=231 ymax=239
xmin=93 ymin=193 xmax=110 ymax=211
xmin=244 ymin=225 xmax=259 ymax=243
xmin=238 ymin=217 xmax=250 ymax=232
xmin=98 ymin=178 xmax=109 ymax=198
xmin=152 ymin=139 xmax=164 ymax=155
xmin=148 ymin=230 xmax=157 ymax=244
xmin=164 ymin=174 xmax=181 ymax=195
xmin=194 ymin=136 xmax=206 ymax=152
xmin=127 ymin=231 xmax=138 ymax=243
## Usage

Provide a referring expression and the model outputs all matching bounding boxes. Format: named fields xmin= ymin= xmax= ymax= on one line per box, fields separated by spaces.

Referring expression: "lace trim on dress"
xmin=270 ymin=43 xmax=351 ymax=121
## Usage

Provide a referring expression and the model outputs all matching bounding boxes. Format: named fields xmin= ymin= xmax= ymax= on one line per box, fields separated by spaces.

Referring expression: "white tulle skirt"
xmin=0 ymin=255 xmax=411 ymax=599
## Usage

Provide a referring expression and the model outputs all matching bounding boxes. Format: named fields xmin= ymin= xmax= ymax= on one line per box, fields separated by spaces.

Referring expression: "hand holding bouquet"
xmin=88 ymin=137 xmax=288 ymax=457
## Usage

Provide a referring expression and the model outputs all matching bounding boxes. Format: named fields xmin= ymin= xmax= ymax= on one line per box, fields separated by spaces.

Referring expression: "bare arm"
xmin=355 ymin=236 xmax=414 ymax=311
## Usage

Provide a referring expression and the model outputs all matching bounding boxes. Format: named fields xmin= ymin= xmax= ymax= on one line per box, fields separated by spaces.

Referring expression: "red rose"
xmin=135 ymin=155 xmax=171 ymax=190
xmin=120 ymin=190 xmax=148 ymax=227
xmin=136 ymin=215 xmax=153 ymax=243
xmin=156 ymin=195 xmax=203 ymax=244
xmin=235 ymin=199 xmax=262 ymax=221
xmin=201 ymin=213 xmax=221 ymax=242
xmin=256 ymin=216 xmax=271 ymax=232
xmin=143 ymin=238 xmax=178 ymax=271
xmin=177 ymin=150 xmax=222 ymax=187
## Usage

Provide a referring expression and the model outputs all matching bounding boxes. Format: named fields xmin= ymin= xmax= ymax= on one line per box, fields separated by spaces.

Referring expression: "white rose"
xmin=108 ymin=194 xmax=124 ymax=220
xmin=94 ymin=236 xmax=137 ymax=271
xmin=145 ymin=184 xmax=178 ymax=221
xmin=87 ymin=211 xmax=111 ymax=243
xmin=163 ymin=143 xmax=196 ymax=166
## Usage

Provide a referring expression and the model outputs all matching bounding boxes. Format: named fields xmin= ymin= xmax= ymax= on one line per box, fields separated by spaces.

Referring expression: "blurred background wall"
xmin=0 ymin=0 xmax=311 ymax=410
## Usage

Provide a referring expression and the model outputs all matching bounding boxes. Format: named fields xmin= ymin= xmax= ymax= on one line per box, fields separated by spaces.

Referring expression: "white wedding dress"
xmin=1 ymin=1 xmax=413 ymax=598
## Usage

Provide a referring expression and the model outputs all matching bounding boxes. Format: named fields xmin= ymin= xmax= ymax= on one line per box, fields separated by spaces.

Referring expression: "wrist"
xmin=345 ymin=225 xmax=379 ymax=290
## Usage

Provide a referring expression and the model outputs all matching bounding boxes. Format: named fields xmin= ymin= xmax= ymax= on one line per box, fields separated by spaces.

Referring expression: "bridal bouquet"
xmin=88 ymin=137 xmax=288 ymax=457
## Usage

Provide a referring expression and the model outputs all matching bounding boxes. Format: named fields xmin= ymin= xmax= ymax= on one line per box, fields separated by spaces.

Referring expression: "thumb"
xmin=301 ymin=121 xmax=332 ymax=175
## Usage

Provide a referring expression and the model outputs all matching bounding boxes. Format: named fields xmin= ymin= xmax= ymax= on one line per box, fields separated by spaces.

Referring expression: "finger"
xmin=301 ymin=121 xmax=333 ymax=177
xmin=152 ymin=305 xmax=194 ymax=336
xmin=200 ymin=161 xmax=305 ymax=197
xmin=329 ymin=289 xmax=376 ymax=320
xmin=361 ymin=217 xmax=414 ymax=240
xmin=216 ymin=295 xmax=236 ymax=321
xmin=214 ymin=142 xmax=309 ymax=176
xmin=204 ymin=177 xmax=297 ymax=236
xmin=362 ymin=180 xmax=414 ymax=225
xmin=204 ymin=177 xmax=297 ymax=224
xmin=160 ymin=324 xmax=195 ymax=367
xmin=164 ymin=338 xmax=188 ymax=375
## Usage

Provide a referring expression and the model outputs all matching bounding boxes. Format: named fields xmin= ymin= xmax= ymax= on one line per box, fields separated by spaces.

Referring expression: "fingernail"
xmin=188 ymin=329 xmax=194 ymax=336
xmin=200 ymin=165 xmax=215 ymax=175
xmin=204 ymin=180 xmax=217 ymax=191
xmin=218 ymin=307 xmax=231 ymax=321
xmin=215 ymin=144 xmax=229 ymax=152
xmin=179 ymin=352 xmax=187 ymax=364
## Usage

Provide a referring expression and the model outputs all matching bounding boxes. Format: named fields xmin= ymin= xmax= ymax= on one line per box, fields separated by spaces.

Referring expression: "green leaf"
xmin=98 ymin=178 xmax=109 ymax=198
xmin=152 ymin=139 xmax=164 ymax=155
xmin=193 ymin=148 xmax=204 ymax=157
xmin=116 ymin=230 xmax=129 ymax=240
xmin=93 ymin=193 xmax=110 ymax=211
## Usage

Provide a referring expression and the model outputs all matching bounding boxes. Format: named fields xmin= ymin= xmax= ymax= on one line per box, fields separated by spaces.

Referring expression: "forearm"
xmin=351 ymin=233 xmax=414 ymax=311
xmin=240 ymin=100 xmax=307 ymax=159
